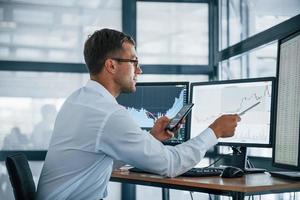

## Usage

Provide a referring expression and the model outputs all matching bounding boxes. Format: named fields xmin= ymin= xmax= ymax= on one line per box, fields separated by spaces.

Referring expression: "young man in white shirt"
xmin=36 ymin=29 xmax=240 ymax=200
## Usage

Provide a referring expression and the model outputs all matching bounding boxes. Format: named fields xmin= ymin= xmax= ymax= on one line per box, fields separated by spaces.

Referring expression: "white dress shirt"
xmin=36 ymin=80 xmax=218 ymax=200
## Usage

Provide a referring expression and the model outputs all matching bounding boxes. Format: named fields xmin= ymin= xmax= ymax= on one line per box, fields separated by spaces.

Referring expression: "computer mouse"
xmin=221 ymin=166 xmax=244 ymax=178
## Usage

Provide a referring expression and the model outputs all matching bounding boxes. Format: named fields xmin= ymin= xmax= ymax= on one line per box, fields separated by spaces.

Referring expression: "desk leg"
xmin=121 ymin=183 xmax=136 ymax=200
xmin=231 ymin=192 xmax=245 ymax=200
xmin=162 ymin=188 xmax=170 ymax=200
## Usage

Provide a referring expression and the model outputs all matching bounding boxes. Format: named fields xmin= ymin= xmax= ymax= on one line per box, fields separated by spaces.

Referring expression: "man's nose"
xmin=136 ymin=65 xmax=142 ymax=74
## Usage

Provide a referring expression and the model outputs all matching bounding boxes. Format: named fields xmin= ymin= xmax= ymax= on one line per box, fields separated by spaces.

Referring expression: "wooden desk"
xmin=110 ymin=170 xmax=300 ymax=200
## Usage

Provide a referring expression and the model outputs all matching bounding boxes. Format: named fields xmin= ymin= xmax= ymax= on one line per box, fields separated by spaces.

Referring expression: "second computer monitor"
xmin=117 ymin=82 xmax=190 ymax=145
xmin=272 ymin=29 xmax=300 ymax=171
xmin=190 ymin=77 xmax=275 ymax=147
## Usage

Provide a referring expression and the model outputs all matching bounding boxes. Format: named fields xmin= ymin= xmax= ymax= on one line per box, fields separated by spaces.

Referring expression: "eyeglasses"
xmin=111 ymin=58 xmax=139 ymax=68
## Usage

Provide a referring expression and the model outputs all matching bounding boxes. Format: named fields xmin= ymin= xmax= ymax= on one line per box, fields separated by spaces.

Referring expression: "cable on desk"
xmin=203 ymin=153 xmax=233 ymax=169
xmin=247 ymin=159 xmax=255 ymax=169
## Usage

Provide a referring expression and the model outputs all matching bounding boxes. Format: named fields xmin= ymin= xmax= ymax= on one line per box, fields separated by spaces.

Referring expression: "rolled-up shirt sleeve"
xmin=96 ymin=108 xmax=218 ymax=177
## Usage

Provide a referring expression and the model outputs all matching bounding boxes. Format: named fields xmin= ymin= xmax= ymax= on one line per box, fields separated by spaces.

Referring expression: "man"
xmin=36 ymin=29 xmax=240 ymax=200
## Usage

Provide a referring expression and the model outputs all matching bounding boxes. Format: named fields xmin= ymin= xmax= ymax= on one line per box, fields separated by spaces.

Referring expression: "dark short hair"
xmin=84 ymin=28 xmax=135 ymax=75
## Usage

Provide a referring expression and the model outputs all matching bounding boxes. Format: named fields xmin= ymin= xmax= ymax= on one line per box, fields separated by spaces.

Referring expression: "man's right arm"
xmin=209 ymin=114 xmax=241 ymax=138
xmin=96 ymin=109 xmax=240 ymax=177
xmin=150 ymin=114 xmax=241 ymax=141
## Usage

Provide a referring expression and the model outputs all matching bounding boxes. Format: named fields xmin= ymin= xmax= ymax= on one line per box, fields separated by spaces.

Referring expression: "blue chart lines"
xmin=116 ymin=84 xmax=188 ymax=143
xmin=125 ymin=89 xmax=184 ymax=129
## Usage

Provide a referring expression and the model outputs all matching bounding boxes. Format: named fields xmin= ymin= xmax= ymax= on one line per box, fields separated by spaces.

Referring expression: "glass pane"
xmin=219 ymin=41 xmax=277 ymax=80
xmin=0 ymin=0 xmax=121 ymax=62
xmin=137 ymin=2 xmax=208 ymax=65
xmin=0 ymin=71 xmax=89 ymax=150
xmin=219 ymin=0 xmax=300 ymax=49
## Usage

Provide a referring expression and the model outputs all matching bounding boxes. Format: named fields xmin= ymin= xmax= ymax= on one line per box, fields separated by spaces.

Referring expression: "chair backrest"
xmin=5 ymin=153 xmax=36 ymax=200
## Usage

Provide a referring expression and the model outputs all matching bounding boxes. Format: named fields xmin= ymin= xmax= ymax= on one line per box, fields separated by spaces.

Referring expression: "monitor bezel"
xmin=124 ymin=81 xmax=190 ymax=146
xmin=272 ymin=29 xmax=300 ymax=171
xmin=190 ymin=77 xmax=276 ymax=148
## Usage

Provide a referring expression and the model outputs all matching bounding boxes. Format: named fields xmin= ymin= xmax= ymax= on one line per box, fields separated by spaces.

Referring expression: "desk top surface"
xmin=111 ymin=170 xmax=300 ymax=194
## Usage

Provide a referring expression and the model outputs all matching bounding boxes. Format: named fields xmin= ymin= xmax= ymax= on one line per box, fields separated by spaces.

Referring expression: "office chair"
xmin=5 ymin=153 xmax=36 ymax=200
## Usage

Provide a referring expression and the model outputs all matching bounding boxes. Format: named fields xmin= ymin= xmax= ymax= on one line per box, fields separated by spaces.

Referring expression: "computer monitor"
xmin=190 ymin=77 xmax=275 ymax=172
xmin=117 ymin=82 xmax=190 ymax=145
xmin=271 ymin=30 xmax=300 ymax=179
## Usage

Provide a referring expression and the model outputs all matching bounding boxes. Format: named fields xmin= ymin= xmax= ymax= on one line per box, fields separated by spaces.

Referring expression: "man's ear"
xmin=104 ymin=59 xmax=117 ymax=74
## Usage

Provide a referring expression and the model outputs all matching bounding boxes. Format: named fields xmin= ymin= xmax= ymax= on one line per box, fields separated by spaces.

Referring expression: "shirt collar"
xmin=85 ymin=80 xmax=118 ymax=104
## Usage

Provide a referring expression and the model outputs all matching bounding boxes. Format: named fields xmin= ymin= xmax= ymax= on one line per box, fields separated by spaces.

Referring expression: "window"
xmin=219 ymin=0 xmax=300 ymax=49
xmin=0 ymin=71 xmax=89 ymax=150
xmin=0 ymin=0 xmax=121 ymax=63
xmin=219 ymin=41 xmax=277 ymax=79
xmin=137 ymin=2 xmax=208 ymax=65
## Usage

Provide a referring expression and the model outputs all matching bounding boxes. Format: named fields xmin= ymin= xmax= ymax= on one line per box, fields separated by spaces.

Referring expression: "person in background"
xmin=2 ymin=127 xmax=29 ymax=150
xmin=31 ymin=104 xmax=57 ymax=149
xmin=36 ymin=28 xmax=240 ymax=200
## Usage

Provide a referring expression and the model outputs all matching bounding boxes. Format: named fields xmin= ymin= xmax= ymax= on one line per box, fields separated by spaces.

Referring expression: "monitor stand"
xmin=230 ymin=146 xmax=266 ymax=173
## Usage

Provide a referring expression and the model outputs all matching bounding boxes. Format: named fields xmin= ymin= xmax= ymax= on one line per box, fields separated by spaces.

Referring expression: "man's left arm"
xmin=149 ymin=116 xmax=175 ymax=141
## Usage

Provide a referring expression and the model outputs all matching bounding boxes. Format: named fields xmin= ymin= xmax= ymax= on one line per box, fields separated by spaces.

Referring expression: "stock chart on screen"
xmin=191 ymin=78 xmax=274 ymax=146
xmin=117 ymin=82 xmax=189 ymax=145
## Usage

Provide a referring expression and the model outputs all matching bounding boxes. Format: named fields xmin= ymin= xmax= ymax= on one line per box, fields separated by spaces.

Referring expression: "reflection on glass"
xmin=0 ymin=71 xmax=88 ymax=150
xmin=0 ymin=0 xmax=121 ymax=62
xmin=2 ymin=127 xmax=29 ymax=150
xmin=219 ymin=0 xmax=300 ymax=49
xmin=31 ymin=104 xmax=58 ymax=149
xmin=219 ymin=42 xmax=277 ymax=80
xmin=0 ymin=97 xmax=63 ymax=150
xmin=137 ymin=2 xmax=208 ymax=65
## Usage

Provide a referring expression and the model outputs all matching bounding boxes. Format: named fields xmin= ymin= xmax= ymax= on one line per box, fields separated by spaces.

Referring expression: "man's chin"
xmin=121 ymin=86 xmax=136 ymax=94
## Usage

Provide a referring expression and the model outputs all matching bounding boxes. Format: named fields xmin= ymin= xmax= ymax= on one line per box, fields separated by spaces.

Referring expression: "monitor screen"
xmin=273 ymin=30 xmax=300 ymax=170
xmin=117 ymin=82 xmax=189 ymax=145
xmin=190 ymin=77 xmax=275 ymax=147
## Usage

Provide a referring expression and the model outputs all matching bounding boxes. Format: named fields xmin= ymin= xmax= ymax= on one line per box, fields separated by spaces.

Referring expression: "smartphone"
xmin=166 ymin=103 xmax=194 ymax=132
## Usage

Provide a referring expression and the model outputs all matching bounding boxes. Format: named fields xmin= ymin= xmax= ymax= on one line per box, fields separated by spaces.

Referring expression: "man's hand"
xmin=150 ymin=116 xmax=175 ymax=142
xmin=209 ymin=114 xmax=241 ymax=138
